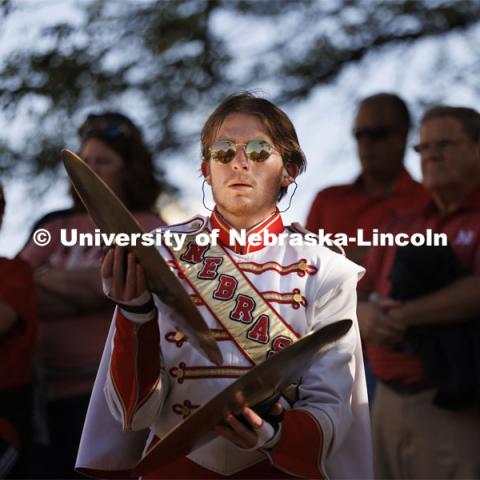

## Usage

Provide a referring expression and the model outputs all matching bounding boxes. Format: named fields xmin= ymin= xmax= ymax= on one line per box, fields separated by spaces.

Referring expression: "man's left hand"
xmin=215 ymin=402 xmax=283 ymax=450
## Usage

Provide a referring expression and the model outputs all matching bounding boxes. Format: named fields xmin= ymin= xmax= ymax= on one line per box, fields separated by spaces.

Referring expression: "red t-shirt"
xmin=359 ymin=189 xmax=480 ymax=384
xmin=21 ymin=210 xmax=162 ymax=398
xmin=306 ymin=168 xmax=426 ymax=242
xmin=0 ymin=257 xmax=37 ymax=390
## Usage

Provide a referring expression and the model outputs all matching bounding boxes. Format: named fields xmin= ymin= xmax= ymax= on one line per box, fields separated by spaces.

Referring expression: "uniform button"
xmin=174 ymin=331 xmax=185 ymax=342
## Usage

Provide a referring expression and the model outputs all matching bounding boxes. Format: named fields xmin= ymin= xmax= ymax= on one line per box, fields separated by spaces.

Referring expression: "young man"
xmin=78 ymin=94 xmax=372 ymax=478
xmin=358 ymin=106 xmax=480 ymax=478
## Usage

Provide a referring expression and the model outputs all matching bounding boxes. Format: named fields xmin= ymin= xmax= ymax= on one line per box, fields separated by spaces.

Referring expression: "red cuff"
xmin=110 ymin=310 xmax=160 ymax=429
xmin=271 ymin=409 xmax=326 ymax=479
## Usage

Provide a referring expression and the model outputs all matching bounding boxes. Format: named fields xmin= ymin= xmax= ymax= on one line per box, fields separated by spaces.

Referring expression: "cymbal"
xmin=62 ymin=149 xmax=223 ymax=365
xmin=135 ymin=319 xmax=352 ymax=476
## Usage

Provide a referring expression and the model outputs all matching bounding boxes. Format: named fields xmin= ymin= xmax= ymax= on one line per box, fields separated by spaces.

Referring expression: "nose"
xmin=86 ymin=159 xmax=102 ymax=175
xmin=230 ymin=145 xmax=250 ymax=171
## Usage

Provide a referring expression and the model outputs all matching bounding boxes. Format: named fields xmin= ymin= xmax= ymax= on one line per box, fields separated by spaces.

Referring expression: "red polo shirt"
xmin=359 ymin=189 xmax=480 ymax=384
xmin=306 ymin=168 xmax=426 ymax=243
xmin=0 ymin=257 xmax=37 ymax=390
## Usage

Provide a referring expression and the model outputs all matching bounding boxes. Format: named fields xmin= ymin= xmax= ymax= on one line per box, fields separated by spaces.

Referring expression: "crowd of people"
xmin=0 ymin=92 xmax=479 ymax=479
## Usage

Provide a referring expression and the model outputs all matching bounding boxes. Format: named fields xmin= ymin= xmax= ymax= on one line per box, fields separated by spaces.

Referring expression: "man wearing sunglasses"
xmin=358 ymin=106 xmax=480 ymax=478
xmin=306 ymin=93 xmax=426 ymax=266
xmin=78 ymin=93 xmax=372 ymax=479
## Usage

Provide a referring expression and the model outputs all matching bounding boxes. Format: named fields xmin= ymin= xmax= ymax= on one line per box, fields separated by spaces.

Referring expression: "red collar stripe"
xmin=210 ymin=210 xmax=285 ymax=254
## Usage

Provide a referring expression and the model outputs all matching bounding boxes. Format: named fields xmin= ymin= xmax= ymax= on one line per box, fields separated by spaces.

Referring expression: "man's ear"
xmin=280 ymin=164 xmax=299 ymax=187
xmin=201 ymin=161 xmax=211 ymax=185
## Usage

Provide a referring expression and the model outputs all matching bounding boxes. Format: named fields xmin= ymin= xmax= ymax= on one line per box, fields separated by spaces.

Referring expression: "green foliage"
xmin=0 ymin=0 xmax=479 ymax=185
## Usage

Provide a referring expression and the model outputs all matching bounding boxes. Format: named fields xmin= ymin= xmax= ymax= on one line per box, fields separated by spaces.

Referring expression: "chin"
xmin=218 ymin=200 xmax=256 ymax=216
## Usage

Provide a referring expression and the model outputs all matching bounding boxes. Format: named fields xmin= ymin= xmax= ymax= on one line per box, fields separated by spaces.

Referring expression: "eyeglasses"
xmin=352 ymin=126 xmax=393 ymax=142
xmin=79 ymin=114 xmax=136 ymax=140
xmin=209 ymin=139 xmax=275 ymax=164
xmin=413 ymin=138 xmax=469 ymax=154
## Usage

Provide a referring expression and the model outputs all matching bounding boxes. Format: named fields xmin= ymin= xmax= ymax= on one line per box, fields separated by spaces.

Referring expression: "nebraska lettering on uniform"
xmin=180 ymin=242 xmax=210 ymax=264
xmin=171 ymin=236 xmax=298 ymax=360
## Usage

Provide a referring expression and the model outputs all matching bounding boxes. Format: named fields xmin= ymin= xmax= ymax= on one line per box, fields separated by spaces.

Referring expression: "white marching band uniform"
xmin=76 ymin=211 xmax=373 ymax=479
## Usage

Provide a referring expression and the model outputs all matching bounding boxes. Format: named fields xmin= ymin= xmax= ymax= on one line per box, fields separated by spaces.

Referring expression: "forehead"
xmin=355 ymin=101 xmax=399 ymax=127
xmin=214 ymin=113 xmax=272 ymax=142
xmin=420 ymin=116 xmax=464 ymax=139
xmin=81 ymin=137 xmax=121 ymax=158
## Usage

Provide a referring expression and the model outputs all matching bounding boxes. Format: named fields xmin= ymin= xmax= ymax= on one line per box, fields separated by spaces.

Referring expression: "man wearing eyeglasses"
xmin=77 ymin=93 xmax=372 ymax=479
xmin=306 ymin=93 xmax=426 ymax=266
xmin=358 ymin=106 xmax=480 ymax=478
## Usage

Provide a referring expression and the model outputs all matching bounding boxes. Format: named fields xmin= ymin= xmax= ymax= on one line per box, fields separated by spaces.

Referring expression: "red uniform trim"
xmin=169 ymin=362 xmax=249 ymax=383
xmin=110 ymin=310 xmax=160 ymax=430
xmin=211 ymin=209 xmax=284 ymax=254
xmin=237 ymin=258 xmax=318 ymax=277
xmin=271 ymin=409 xmax=326 ymax=479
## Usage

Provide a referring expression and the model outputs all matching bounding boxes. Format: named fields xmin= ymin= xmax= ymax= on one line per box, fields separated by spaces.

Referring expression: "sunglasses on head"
xmin=209 ymin=139 xmax=274 ymax=164
xmin=353 ymin=126 xmax=393 ymax=142
xmin=80 ymin=114 xmax=135 ymax=140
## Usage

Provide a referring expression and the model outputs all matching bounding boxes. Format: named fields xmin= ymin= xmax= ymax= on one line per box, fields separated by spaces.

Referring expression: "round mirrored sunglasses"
xmin=209 ymin=139 xmax=274 ymax=164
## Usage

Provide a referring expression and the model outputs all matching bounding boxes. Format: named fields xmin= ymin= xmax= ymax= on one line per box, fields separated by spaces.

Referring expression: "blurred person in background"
xmin=20 ymin=112 xmax=166 ymax=478
xmin=306 ymin=93 xmax=426 ymax=266
xmin=0 ymin=182 xmax=37 ymax=478
xmin=358 ymin=106 xmax=480 ymax=478
xmin=306 ymin=93 xmax=427 ymax=403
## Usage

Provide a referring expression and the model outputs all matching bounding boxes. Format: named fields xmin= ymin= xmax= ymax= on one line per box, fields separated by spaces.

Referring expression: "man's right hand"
xmin=102 ymin=246 xmax=156 ymax=323
xmin=101 ymin=246 xmax=148 ymax=302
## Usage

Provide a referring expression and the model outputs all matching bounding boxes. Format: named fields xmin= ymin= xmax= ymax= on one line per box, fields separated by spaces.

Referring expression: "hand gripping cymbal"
xmin=135 ymin=319 xmax=352 ymax=476
xmin=62 ymin=149 xmax=223 ymax=365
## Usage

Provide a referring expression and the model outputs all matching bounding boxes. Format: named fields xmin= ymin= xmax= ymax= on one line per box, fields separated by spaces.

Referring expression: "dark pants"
xmin=31 ymin=394 xmax=90 ymax=479
xmin=0 ymin=383 xmax=33 ymax=478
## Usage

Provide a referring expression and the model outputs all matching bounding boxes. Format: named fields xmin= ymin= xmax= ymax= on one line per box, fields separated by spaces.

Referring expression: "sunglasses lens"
xmin=354 ymin=127 xmax=390 ymax=141
xmin=245 ymin=140 xmax=272 ymax=162
xmin=210 ymin=140 xmax=236 ymax=163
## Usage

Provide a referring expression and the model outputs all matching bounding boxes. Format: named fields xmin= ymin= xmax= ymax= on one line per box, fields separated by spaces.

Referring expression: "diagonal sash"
xmin=165 ymin=231 xmax=300 ymax=366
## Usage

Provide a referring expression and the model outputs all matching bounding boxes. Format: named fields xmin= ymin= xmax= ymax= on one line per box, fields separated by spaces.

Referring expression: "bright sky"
xmin=1 ymin=2 xmax=479 ymax=257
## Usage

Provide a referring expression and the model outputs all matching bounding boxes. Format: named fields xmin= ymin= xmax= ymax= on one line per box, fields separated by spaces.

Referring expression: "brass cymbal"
xmin=62 ymin=149 xmax=223 ymax=365
xmin=135 ymin=319 xmax=352 ymax=476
